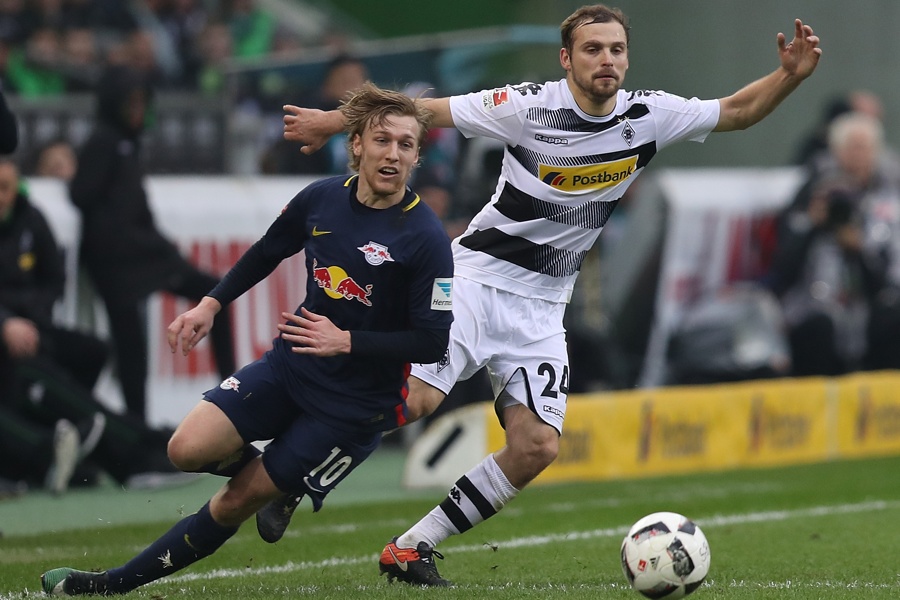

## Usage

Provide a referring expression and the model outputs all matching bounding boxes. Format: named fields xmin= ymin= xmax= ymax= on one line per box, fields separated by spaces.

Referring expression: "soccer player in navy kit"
xmin=39 ymin=83 xmax=454 ymax=596
xmin=276 ymin=5 xmax=822 ymax=586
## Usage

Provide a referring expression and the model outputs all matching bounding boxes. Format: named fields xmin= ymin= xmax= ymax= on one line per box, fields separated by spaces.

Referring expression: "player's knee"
xmin=166 ymin=432 xmax=201 ymax=472
xmin=529 ymin=431 xmax=559 ymax=471
xmin=509 ymin=428 xmax=558 ymax=474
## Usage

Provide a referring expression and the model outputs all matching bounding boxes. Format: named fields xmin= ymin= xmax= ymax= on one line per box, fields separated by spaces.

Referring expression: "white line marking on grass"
xmin=11 ymin=500 xmax=893 ymax=600
xmin=161 ymin=499 xmax=900 ymax=586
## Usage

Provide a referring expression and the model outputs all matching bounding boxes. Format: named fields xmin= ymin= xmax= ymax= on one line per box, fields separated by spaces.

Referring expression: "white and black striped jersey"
xmin=448 ymin=79 xmax=720 ymax=302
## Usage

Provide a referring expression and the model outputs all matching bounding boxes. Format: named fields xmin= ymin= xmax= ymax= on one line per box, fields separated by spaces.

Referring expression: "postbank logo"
xmin=539 ymin=156 xmax=637 ymax=192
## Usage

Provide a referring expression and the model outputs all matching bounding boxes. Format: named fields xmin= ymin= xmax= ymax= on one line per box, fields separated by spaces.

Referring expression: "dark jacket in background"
xmin=69 ymin=67 xmax=185 ymax=301
xmin=0 ymin=88 xmax=18 ymax=154
xmin=0 ymin=191 xmax=65 ymax=330
xmin=67 ymin=65 xmax=235 ymax=421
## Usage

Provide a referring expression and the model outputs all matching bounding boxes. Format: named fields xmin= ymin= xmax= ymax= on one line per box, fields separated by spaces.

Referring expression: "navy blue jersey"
xmin=210 ymin=175 xmax=454 ymax=432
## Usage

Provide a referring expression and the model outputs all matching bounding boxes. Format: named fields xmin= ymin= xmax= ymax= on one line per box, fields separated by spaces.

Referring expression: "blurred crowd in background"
xmin=0 ymin=0 xmax=315 ymax=95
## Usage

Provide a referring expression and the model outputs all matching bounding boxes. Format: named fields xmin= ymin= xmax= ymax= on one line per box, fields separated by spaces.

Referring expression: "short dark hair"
xmin=340 ymin=82 xmax=434 ymax=172
xmin=560 ymin=4 xmax=630 ymax=52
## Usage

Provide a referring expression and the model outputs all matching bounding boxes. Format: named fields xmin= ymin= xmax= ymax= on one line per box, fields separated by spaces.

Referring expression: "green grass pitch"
xmin=3 ymin=452 xmax=900 ymax=599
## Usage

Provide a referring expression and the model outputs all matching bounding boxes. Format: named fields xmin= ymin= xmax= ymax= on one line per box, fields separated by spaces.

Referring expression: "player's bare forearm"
xmin=714 ymin=67 xmax=802 ymax=132
xmin=714 ymin=18 xmax=821 ymax=132
xmin=419 ymin=97 xmax=454 ymax=128
xmin=283 ymin=97 xmax=455 ymax=153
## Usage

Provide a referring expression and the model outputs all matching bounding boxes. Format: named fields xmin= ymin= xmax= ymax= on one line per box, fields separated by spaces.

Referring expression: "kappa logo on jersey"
xmin=220 ymin=376 xmax=241 ymax=391
xmin=543 ymin=405 xmax=565 ymax=419
xmin=430 ymin=277 xmax=452 ymax=311
xmin=312 ymin=258 xmax=373 ymax=306
xmin=538 ymin=156 xmax=638 ymax=191
xmin=535 ymin=133 xmax=568 ymax=145
xmin=358 ymin=241 xmax=394 ymax=266
xmin=482 ymin=87 xmax=510 ymax=110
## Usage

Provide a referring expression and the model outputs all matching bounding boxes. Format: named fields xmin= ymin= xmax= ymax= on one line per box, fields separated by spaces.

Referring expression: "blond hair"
xmin=340 ymin=82 xmax=434 ymax=172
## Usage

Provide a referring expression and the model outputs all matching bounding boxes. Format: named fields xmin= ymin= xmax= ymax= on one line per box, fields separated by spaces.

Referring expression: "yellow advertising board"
xmin=835 ymin=371 xmax=900 ymax=458
xmin=485 ymin=377 xmax=837 ymax=484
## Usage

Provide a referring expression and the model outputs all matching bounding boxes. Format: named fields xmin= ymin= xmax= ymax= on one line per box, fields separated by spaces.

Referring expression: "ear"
xmin=560 ymin=47 xmax=571 ymax=72
xmin=351 ymin=134 xmax=362 ymax=157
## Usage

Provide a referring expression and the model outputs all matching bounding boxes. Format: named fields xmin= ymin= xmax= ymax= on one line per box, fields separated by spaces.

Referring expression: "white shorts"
xmin=411 ymin=276 xmax=569 ymax=434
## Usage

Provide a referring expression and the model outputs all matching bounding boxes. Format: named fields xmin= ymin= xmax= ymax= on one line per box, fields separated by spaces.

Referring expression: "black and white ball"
xmin=620 ymin=511 xmax=710 ymax=599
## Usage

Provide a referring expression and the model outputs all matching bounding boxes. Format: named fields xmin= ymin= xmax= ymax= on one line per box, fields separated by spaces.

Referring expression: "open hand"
xmin=778 ymin=18 xmax=822 ymax=80
xmin=282 ymin=106 xmax=344 ymax=155
xmin=167 ymin=297 xmax=221 ymax=356
xmin=278 ymin=308 xmax=351 ymax=357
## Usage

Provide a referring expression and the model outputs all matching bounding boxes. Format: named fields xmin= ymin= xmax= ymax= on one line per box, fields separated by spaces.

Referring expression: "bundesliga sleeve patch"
xmin=430 ymin=278 xmax=453 ymax=311
xmin=482 ymin=87 xmax=510 ymax=111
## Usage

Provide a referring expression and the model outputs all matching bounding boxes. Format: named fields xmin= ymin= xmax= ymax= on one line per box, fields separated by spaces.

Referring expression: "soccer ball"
xmin=620 ymin=511 xmax=710 ymax=599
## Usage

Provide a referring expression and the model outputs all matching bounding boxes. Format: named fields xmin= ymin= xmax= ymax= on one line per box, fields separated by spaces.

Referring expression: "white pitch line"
xmin=3 ymin=500 xmax=899 ymax=600
xmin=165 ymin=498 xmax=900 ymax=584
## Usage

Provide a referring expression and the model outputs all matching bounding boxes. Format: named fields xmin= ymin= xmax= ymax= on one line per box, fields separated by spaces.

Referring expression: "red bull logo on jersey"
xmin=220 ymin=376 xmax=241 ymax=391
xmin=312 ymin=258 xmax=373 ymax=306
xmin=539 ymin=156 xmax=638 ymax=192
xmin=358 ymin=241 xmax=394 ymax=266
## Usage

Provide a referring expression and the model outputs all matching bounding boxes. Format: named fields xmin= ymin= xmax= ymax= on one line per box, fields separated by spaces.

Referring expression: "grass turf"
xmin=2 ymin=453 xmax=900 ymax=599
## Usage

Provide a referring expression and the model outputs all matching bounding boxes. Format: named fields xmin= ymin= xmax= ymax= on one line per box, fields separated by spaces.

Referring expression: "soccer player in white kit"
xmin=275 ymin=4 xmax=822 ymax=585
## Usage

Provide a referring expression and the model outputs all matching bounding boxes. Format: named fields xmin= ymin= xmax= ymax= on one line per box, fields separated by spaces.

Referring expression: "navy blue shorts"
xmin=204 ymin=354 xmax=381 ymax=510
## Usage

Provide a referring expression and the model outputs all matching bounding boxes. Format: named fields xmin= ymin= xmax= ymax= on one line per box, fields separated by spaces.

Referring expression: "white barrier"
xmin=638 ymin=167 xmax=804 ymax=386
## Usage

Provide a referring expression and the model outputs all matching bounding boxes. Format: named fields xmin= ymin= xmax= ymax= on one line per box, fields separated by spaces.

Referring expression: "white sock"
xmin=397 ymin=454 xmax=519 ymax=549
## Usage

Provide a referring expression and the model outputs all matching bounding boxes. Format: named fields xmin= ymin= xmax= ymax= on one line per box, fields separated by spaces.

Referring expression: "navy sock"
xmin=106 ymin=502 xmax=237 ymax=593
xmin=196 ymin=445 xmax=261 ymax=477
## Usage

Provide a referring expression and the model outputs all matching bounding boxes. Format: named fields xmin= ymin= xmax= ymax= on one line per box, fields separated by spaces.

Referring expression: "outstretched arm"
xmin=282 ymin=97 xmax=454 ymax=154
xmin=714 ymin=18 xmax=822 ymax=132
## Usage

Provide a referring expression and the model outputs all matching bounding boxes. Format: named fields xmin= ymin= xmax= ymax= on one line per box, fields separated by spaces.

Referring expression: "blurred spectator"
xmin=5 ymin=26 xmax=65 ymax=96
xmin=270 ymin=25 xmax=304 ymax=57
xmin=125 ymin=29 xmax=168 ymax=89
xmin=307 ymin=54 xmax=370 ymax=175
xmin=227 ymin=0 xmax=276 ymax=58
xmin=0 ymin=0 xmax=29 ymax=47
xmin=770 ymin=112 xmax=900 ymax=375
xmin=69 ymin=65 xmax=236 ymax=423
xmin=0 ymin=158 xmax=107 ymax=395
xmin=58 ymin=27 xmax=101 ymax=91
xmin=794 ymin=90 xmax=895 ymax=168
xmin=768 ymin=183 xmax=876 ymax=375
xmin=31 ymin=138 xmax=77 ymax=180
xmin=260 ymin=54 xmax=369 ymax=175
xmin=154 ymin=0 xmax=210 ymax=88
xmin=0 ymin=156 xmax=190 ymax=492
xmin=195 ymin=21 xmax=232 ymax=95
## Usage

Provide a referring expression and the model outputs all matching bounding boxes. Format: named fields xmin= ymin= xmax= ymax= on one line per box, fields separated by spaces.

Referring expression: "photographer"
xmin=772 ymin=111 xmax=900 ymax=375
xmin=768 ymin=182 xmax=883 ymax=376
